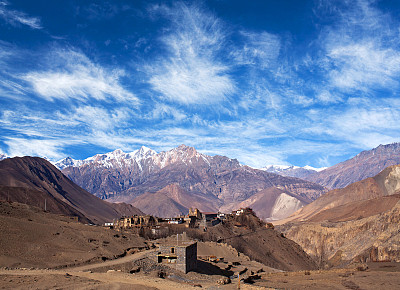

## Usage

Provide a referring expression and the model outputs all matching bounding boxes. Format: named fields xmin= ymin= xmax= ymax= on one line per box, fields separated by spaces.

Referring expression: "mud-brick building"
xmin=157 ymin=241 xmax=197 ymax=273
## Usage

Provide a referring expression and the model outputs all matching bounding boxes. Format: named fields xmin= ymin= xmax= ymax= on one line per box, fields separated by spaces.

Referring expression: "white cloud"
xmin=146 ymin=103 xmax=187 ymax=121
xmin=5 ymin=138 xmax=81 ymax=160
xmin=59 ymin=105 xmax=132 ymax=131
xmin=22 ymin=49 xmax=138 ymax=104
xmin=292 ymin=95 xmax=314 ymax=107
xmin=320 ymin=0 xmax=400 ymax=93
xmin=327 ymin=42 xmax=400 ymax=91
xmin=302 ymin=100 xmax=400 ymax=150
xmin=232 ymin=30 xmax=281 ymax=68
xmin=146 ymin=3 xmax=235 ymax=105
xmin=0 ymin=2 xmax=42 ymax=29
xmin=315 ymin=90 xmax=342 ymax=104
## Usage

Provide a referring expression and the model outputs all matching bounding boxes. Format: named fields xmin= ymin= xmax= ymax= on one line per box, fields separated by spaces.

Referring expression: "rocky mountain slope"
xmin=223 ymin=187 xmax=310 ymax=221
xmin=277 ymin=165 xmax=400 ymax=265
xmin=183 ymin=210 xmax=318 ymax=271
xmin=279 ymin=164 xmax=400 ymax=224
xmin=305 ymin=142 xmax=400 ymax=189
xmin=0 ymin=157 xmax=143 ymax=224
xmin=130 ymin=184 xmax=220 ymax=218
xmin=58 ymin=145 xmax=326 ymax=219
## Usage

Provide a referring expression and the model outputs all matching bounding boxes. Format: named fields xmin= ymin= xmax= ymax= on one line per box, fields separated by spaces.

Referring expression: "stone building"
xmin=116 ymin=215 xmax=157 ymax=229
xmin=157 ymin=239 xmax=197 ymax=273
xmin=189 ymin=207 xmax=202 ymax=219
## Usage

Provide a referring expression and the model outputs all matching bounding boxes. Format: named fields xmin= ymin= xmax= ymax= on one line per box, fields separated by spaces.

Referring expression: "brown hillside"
xmin=278 ymin=164 xmax=400 ymax=224
xmin=130 ymin=184 xmax=219 ymax=217
xmin=62 ymin=145 xmax=327 ymax=221
xmin=0 ymin=201 xmax=147 ymax=268
xmin=0 ymin=157 xmax=143 ymax=224
xmin=189 ymin=211 xmax=317 ymax=271
xmin=223 ymin=187 xmax=309 ymax=221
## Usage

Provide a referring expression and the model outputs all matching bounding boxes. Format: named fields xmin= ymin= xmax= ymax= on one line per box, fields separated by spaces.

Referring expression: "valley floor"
xmin=2 ymin=201 xmax=400 ymax=289
xmin=1 ymin=263 xmax=400 ymax=289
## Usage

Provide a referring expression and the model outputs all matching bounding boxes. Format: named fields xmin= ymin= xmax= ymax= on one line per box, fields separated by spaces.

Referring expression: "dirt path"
xmin=0 ymin=269 xmax=199 ymax=289
xmin=67 ymin=248 xmax=156 ymax=272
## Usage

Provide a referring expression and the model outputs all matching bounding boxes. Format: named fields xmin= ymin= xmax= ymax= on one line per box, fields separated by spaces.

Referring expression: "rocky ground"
xmin=1 ymin=262 xmax=400 ymax=289
xmin=2 ymin=200 xmax=400 ymax=289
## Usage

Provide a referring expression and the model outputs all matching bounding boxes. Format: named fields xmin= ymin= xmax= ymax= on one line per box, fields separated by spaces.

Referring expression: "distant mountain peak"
xmin=307 ymin=141 xmax=400 ymax=189
xmin=131 ymin=146 xmax=157 ymax=159
xmin=175 ymin=144 xmax=197 ymax=153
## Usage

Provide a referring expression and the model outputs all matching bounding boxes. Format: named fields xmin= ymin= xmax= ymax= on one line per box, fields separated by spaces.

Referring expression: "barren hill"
xmin=130 ymin=184 xmax=220 ymax=217
xmin=279 ymin=164 xmax=400 ymax=224
xmin=0 ymin=201 xmax=147 ymax=268
xmin=0 ymin=157 xmax=143 ymax=224
xmin=185 ymin=210 xmax=317 ymax=271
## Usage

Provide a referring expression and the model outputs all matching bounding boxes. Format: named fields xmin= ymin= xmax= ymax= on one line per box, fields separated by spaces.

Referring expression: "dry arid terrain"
xmin=276 ymin=165 xmax=400 ymax=267
xmin=0 ymin=157 xmax=143 ymax=224
xmin=1 ymin=200 xmax=400 ymax=289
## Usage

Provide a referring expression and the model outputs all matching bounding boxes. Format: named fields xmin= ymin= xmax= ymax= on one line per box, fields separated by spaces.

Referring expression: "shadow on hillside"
xmin=195 ymin=260 xmax=234 ymax=276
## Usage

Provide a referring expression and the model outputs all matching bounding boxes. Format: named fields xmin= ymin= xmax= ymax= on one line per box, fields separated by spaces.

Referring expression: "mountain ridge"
xmin=58 ymin=145 xmax=326 ymax=219
xmin=0 ymin=156 xmax=143 ymax=224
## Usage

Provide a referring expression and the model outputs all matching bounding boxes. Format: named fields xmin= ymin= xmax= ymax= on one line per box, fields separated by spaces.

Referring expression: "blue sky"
xmin=1 ymin=0 xmax=400 ymax=168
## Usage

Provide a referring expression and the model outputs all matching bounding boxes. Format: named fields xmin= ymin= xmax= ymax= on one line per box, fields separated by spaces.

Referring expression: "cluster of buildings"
xmin=105 ymin=207 xmax=256 ymax=274
xmin=111 ymin=207 xmax=231 ymax=231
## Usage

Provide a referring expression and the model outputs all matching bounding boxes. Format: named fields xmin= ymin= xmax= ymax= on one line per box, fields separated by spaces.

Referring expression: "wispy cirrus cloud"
xmin=4 ymin=138 xmax=82 ymax=160
xmin=231 ymin=30 xmax=281 ymax=68
xmin=0 ymin=1 xmax=42 ymax=29
xmin=146 ymin=103 xmax=187 ymax=121
xmin=319 ymin=0 xmax=400 ymax=93
xmin=22 ymin=49 xmax=138 ymax=104
xmin=146 ymin=3 xmax=235 ymax=105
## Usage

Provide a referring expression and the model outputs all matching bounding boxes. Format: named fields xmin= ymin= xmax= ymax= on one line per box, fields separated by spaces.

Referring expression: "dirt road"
xmin=67 ymin=248 xmax=156 ymax=272
xmin=0 ymin=268 xmax=197 ymax=289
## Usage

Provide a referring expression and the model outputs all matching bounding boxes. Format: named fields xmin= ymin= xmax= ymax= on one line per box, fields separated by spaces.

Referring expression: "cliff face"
xmin=278 ymin=165 xmax=400 ymax=265
xmin=280 ymin=198 xmax=400 ymax=265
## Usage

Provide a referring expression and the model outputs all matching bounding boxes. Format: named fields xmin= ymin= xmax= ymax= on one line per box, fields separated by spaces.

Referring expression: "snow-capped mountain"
xmin=261 ymin=164 xmax=326 ymax=180
xmin=54 ymin=146 xmax=157 ymax=170
xmin=54 ymin=157 xmax=83 ymax=170
xmin=56 ymin=144 xmax=326 ymax=220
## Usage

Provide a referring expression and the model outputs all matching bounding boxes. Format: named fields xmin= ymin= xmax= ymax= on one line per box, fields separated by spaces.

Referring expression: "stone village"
xmin=104 ymin=207 xmax=256 ymax=273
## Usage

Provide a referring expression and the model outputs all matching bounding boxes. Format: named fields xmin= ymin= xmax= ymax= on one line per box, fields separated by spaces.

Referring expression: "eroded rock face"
xmin=280 ymin=200 xmax=400 ymax=265
xmin=278 ymin=165 xmax=400 ymax=266
xmin=384 ymin=166 xmax=400 ymax=195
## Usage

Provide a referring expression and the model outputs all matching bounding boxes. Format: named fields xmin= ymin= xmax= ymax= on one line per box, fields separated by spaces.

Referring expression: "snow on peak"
xmin=303 ymin=165 xmax=327 ymax=172
xmin=262 ymin=164 xmax=326 ymax=173
xmin=54 ymin=146 xmax=158 ymax=170
xmin=263 ymin=164 xmax=297 ymax=171
xmin=130 ymin=146 xmax=157 ymax=160
xmin=54 ymin=157 xmax=82 ymax=170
